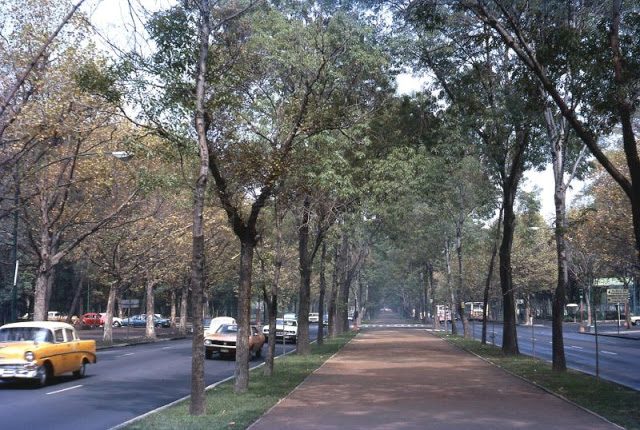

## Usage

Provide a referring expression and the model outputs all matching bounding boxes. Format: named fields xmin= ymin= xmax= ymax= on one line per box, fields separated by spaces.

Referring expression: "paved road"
xmin=249 ymin=312 xmax=620 ymax=430
xmin=0 ymin=325 xmax=320 ymax=430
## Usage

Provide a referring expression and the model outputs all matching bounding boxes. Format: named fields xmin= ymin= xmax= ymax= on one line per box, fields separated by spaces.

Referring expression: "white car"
xmin=631 ymin=315 xmax=640 ymax=326
xmin=204 ymin=316 xmax=236 ymax=334
xmin=308 ymin=313 xmax=319 ymax=323
xmin=263 ymin=318 xmax=298 ymax=343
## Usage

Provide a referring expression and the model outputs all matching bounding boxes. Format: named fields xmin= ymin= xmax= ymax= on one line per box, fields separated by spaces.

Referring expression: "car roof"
xmin=1 ymin=321 xmax=74 ymax=330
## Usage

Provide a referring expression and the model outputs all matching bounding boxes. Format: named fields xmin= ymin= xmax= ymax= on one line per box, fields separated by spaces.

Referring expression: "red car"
xmin=81 ymin=313 xmax=102 ymax=327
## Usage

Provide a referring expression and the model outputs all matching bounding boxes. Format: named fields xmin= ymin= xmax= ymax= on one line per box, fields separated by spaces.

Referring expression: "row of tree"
xmin=1 ymin=0 xmax=637 ymax=416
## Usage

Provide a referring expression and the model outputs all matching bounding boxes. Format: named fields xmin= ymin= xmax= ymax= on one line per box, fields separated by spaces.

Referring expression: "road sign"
xmin=120 ymin=299 xmax=141 ymax=309
xmin=606 ymin=288 xmax=629 ymax=304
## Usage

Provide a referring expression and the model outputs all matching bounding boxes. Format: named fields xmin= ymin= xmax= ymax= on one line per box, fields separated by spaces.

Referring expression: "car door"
xmin=52 ymin=328 xmax=73 ymax=374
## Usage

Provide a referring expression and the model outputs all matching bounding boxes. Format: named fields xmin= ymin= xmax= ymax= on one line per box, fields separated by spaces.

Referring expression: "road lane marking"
xmin=570 ymin=346 xmax=584 ymax=349
xmin=47 ymin=385 xmax=82 ymax=395
xmin=601 ymin=350 xmax=618 ymax=355
xmin=161 ymin=346 xmax=173 ymax=350
xmin=115 ymin=352 xmax=135 ymax=357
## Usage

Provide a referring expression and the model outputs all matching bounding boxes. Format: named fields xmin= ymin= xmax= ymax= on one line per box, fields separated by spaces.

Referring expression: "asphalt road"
xmin=457 ymin=320 xmax=640 ymax=390
xmin=0 ymin=325 xmax=320 ymax=430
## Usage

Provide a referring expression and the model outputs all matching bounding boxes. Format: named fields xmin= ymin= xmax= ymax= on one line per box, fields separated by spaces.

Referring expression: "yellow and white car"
xmin=0 ymin=321 xmax=97 ymax=387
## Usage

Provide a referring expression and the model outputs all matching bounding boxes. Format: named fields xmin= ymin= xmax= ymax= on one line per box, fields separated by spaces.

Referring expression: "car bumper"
xmin=0 ymin=363 xmax=39 ymax=380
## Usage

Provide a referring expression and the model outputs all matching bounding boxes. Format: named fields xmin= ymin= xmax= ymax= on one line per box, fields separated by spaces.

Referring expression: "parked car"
xmin=204 ymin=324 xmax=265 ymax=360
xmin=262 ymin=318 xmax=298 ymax=343
xmin=47 ymin=311 xmax=66 ymax=322
xmin=0 ymin=321 xmax=97 ymax=387
xmin=120 ymin=314 xmax=170 ymax=328
xmin=81 ymin=312 xmax=102 ymax=327
xmin=308 ymin=313 xmax=319 ymax=323
xmin=631 ymin=315 xmax=640 ymax=326
xmin=99 ymin=313 xmax=123 ymax=327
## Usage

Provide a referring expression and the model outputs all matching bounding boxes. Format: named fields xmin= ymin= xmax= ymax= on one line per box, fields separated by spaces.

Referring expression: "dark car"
xmin=120 ymin=314 xmax=171 ymax=328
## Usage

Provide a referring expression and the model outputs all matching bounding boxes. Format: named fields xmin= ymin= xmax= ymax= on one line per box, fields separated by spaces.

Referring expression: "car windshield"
xmin=0 ymin=327 xmax=54 ymax=343
xmin=275 ymin=319 xmax=296 ymax=326
xmin=217 ymin=324 xmax=238 ymax=334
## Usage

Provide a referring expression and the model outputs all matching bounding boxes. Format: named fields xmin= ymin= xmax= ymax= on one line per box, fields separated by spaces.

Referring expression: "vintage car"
xmin=0 ymin=321 xmax=97 ymax=387
xmin=82 ymin=312 xmax=102 ymax=327
xmin=99 ymin=313 xmax=123 ymax=327
xmin=204 ymin=324 xmax=265 ymax=360
xmin=262 ymin=318 xmax=298 ymax=343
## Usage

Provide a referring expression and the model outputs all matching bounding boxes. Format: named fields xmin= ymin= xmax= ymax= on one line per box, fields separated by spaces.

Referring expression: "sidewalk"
xmin=249 ymin=313 xmax=620 ymax=430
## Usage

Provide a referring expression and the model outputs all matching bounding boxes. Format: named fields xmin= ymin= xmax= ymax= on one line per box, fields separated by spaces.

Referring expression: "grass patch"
xmin=439 ymin=334 xmax=640 ymax=430
xmin=124 ymin=333 xmax=356 ymax=430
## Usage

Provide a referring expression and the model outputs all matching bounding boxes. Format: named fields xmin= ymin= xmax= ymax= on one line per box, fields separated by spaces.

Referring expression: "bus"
xmin=436 ymin=305 xmax=451 ymax=323
xmin=465 ymin=302 xmax=484 ymax=320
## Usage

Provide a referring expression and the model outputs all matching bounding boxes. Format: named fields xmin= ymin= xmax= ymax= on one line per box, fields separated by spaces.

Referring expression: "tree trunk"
xmin=180 ymin=277 xmax=189 ymax=335
xmin=444 ymin=237 xmax=458 ymax=336
xmin=297 ymin=195 xmax=312 ymax=355
xmin=170 ymin=288 xmax=177 ymax=328
xmin=102 ymin=283 xmax=117 ymax=342
xmin=189 ymin=0 xmax=211 ymax=414
xmin=317 ymin=242 xmax=327 ymax=345
xmin=328 ymin=245 xmax=339 ymax=337
xmin=482 ymin=207 xmax=502 ymax=345
xmin=145 ymin=278 xmax=156 ymax=340
xmin=500 ymin=178 xmax=520 ymax=355
xmin=455 ymin=222 xmax=470 ymax=338
xmin=264 ymin=201 xmax=283 ymax=376
xmin=67 ymin=274 xmax=85 ymax=324
xmin=234 ymin=238 xmax=254 ymax=392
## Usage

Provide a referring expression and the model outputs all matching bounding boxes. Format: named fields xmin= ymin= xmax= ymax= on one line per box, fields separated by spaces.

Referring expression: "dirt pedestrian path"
xmin=248 ymin=312 xmax=619 ymax=430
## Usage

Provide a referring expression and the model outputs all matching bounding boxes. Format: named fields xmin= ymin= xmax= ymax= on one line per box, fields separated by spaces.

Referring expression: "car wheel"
xmin=35 ymin=363 xmax=51 ymax=388
xmin=73 ymin=360 xmax=87 ymax=379
xmin=155 ymin=323 xmax=161 ymax=328
xmin=113 ymin=321 xmax=121 ymax=327
xmin=205 ymin=349 xmax=213 ymax=359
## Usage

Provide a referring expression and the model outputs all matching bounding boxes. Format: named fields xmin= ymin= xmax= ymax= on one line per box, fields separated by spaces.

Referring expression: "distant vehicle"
xmin=308 ymin=313 xmax=319 ymax=323
xmin=82 ymin=313 xmax=102 ymax=327
xmin=631 ymin=315 xmax=640 ymax=326
xmin=47 ymin=311 xmax=66 ymax=322
xmin=204 ymin=324 xmax=265 ymax=360
xmin=283 ymin=313 xmax=297 ymax=320
xmin=0 ymin=321 xmax=97 ymax=387
xmin=120 ymin=314 xmax=170 ymax=328
xmin=436 ymin=305 xmax=452 ymax=323
xmin=263 ymin=318 xmax=298 ymax=343
xmin=99 ymin=313 xmax=123 ymax=327
xmin=204 ymin=316 xmax=236 ymax=334
xmin=464 ymin=302 xmax=484 ymax=320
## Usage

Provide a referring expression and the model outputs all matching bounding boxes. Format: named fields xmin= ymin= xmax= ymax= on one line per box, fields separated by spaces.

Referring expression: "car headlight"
xmin=25 ymin=351 xmax=35 ymax=362
xmin=204 ymin=339 xmax=211 ymax=345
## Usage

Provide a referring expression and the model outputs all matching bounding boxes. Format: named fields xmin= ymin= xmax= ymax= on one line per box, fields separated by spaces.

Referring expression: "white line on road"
xmin=601 ymin=350 xmax=618 ymax=355
xmin=115 ymin=352 xmax=135 ymax=357
xmin=161 ymin=346 xmax=173 ymax=350
xmin=570 ymin=345 xmax=584 ymax=350
xmin=47 ymin=385 xmax=82 ymax=395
